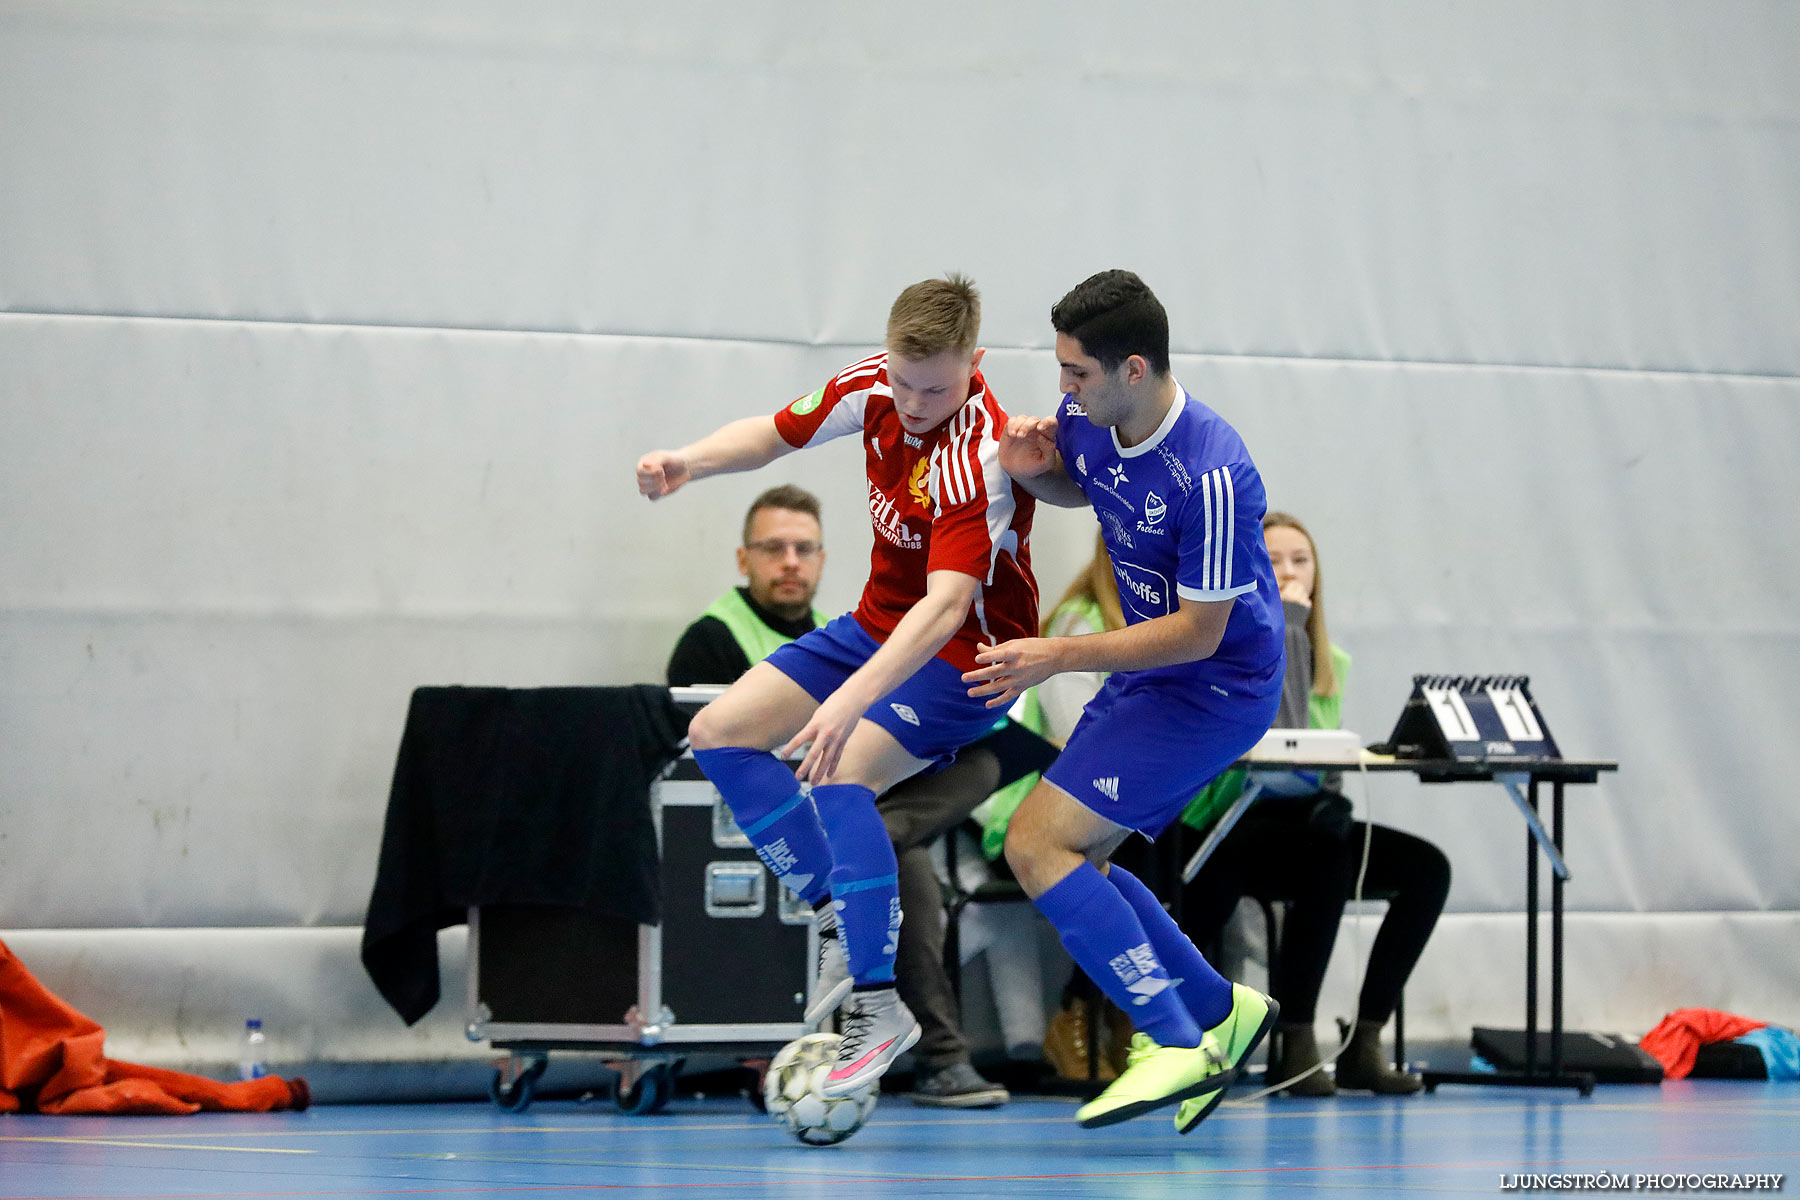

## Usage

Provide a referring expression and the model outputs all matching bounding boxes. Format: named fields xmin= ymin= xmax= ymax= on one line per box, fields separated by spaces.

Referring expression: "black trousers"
xmin=1181 ymin=793 xmax=1451 ymax=1026
xmin=874 ymin=748 xmax=1002 ymax=1070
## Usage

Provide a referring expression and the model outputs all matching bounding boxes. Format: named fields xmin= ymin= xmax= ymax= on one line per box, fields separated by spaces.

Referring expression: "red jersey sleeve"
xmin=925 ymin=403 xmax=1021 ymax=584
xmin=772 ymin=353 xmax=884 ymax=449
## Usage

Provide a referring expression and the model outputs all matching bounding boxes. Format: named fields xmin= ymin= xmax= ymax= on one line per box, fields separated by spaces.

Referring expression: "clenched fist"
xmin=636 ymin=450 xmax=691 ymax=500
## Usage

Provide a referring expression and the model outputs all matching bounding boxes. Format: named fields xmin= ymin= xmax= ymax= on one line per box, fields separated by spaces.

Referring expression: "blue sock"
xmin=811 ymin=783 xmax=900 ymax=986
xmin=1105 ymin=864 xmax=1234 ymax=1029
xmin=692 ymin=746 xmax=832 ymax=905
xmin=1034 ymin=861 xmax=1201 ymax=1048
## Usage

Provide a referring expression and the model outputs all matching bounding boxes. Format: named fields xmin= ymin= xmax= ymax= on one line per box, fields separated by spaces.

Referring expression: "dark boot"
xmin=1334 ymin=1018 xmax=1423 ymax=1094
xmin=1272 ymin=1022 xmax=1336 ymax=1097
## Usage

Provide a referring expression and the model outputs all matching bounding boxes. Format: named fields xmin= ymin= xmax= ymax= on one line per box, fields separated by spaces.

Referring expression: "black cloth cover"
xmin=361 ymin=684 xmax=689 ymax=1025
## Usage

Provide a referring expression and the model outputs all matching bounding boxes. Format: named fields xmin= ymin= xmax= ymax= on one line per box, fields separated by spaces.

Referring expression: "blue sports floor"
xmin=2 ymin=1082 xmax=1794 ymax=1199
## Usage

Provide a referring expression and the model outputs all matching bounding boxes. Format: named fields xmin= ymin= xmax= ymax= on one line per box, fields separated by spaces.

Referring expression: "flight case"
xmin=466 ymin=754 xmax=816 ymax=1114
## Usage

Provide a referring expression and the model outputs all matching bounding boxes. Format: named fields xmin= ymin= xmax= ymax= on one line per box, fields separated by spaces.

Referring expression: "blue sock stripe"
xmin=830 ymin=873 xmax=899 ymax=895
xmin=738 ymin=790 xmax=807 ymax=839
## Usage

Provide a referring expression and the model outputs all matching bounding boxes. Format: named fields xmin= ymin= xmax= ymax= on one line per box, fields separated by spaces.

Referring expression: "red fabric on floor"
xmin=1 ymin=938 xmax=308 ymax=1115
xmin=1639 ymin=1007 xmax=1768 ymax=1080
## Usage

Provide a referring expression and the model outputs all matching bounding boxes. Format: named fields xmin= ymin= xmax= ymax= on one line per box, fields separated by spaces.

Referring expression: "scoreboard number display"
xmin=1388 ymin=675 xmax=1561 ymax=763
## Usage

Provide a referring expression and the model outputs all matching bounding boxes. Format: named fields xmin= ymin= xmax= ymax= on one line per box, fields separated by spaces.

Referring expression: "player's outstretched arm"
xmin=963 ymin=596 xmax=1235 ymax=708
xmin=781 ymin=569 xmax=979 ymax=783
xmin=997 ymin=415 xmax=1088 ymax=508
xmin=637 ymin=415 xmax=792 ymax=500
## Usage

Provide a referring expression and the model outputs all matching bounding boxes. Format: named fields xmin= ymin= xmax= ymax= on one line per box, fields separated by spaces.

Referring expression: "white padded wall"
xmin=4 ymin=3 xmax=1797 ymax=370
xmin=2 ymin=1 xmax=1796 ymax=1067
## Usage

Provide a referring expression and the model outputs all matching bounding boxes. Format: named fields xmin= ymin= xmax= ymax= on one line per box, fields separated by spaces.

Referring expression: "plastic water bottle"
xmin=238 ymin=1019 xmax=267 ymax=1081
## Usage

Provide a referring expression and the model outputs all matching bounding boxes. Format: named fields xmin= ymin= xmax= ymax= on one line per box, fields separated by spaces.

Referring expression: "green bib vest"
xmin=703 ymin=587 xmax=829 ymax=667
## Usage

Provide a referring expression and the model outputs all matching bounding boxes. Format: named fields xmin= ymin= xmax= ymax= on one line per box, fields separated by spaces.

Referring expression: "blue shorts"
xmin=1043 ymin=671 xmax=1280 ymax=837
xmin=764 ymin=613 xmax=1002 ymax=766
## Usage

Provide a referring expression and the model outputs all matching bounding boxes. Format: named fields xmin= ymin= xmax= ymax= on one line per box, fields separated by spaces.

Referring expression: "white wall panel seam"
xmin=2 ymin=312 xmax=1795 ymax=385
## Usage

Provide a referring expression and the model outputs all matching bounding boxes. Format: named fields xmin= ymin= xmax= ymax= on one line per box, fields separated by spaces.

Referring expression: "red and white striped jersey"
xmin=773 ymin=352 xmax=1038 ymax=673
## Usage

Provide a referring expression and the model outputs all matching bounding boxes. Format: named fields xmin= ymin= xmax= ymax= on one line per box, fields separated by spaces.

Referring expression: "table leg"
xmin=1552 ymin=777 xmax=1566 ymax=1080
xmin=1525 ymin=776 xmax=1539 ymax=1077
xmin=1420 ymin=770 xmax=1594 ymax=1097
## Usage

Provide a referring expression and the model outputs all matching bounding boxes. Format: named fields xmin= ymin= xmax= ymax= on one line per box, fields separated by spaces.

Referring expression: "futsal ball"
xmin=762 ymin=1032 xmax=878 ymax=1146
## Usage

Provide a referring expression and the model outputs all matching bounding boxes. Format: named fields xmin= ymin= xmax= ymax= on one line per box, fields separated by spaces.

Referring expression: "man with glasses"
xmin=667 ymin=485 xmax=830 ymax=687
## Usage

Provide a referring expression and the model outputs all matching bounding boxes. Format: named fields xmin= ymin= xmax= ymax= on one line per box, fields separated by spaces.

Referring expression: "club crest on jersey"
xmin=790 ymin=388 xmax=824 ymax=416
xmin=1137 ymin=490 xmax=1168 ymax=534
xmin=906 ymin=458 xmax=932 ymax=508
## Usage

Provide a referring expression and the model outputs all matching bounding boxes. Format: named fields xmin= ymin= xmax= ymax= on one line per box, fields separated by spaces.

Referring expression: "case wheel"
xmin=614 ymin=1060 xmax=678 ymax=1116
xmin=489 ymin=1054 xmax=548 ymax=1113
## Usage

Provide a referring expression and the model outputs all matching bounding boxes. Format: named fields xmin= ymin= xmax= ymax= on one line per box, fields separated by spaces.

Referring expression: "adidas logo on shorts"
xmin=1092 ymin=776 xmax=1120 ymax=802
xmin=890 ymin=703 xmax=921 ymax=726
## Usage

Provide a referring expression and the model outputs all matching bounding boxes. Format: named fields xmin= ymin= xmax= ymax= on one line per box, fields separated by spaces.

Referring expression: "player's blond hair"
xmin=886 ymin=274 xmax=980 ymax=360
xmin=1264 ymin=510 xmax=1337 ymax=698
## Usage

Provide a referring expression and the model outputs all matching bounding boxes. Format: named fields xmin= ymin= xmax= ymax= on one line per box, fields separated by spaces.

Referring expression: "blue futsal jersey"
xmin=1055 ymin=385 xmax=1285 ymax=706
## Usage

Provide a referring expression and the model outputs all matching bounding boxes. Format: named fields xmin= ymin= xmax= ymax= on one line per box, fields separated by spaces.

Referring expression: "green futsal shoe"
xmin=1175 ymin=983 xmax=1280 ymax=1135
xmin=1075 ymin=1032 xmax=1232 ymax=1128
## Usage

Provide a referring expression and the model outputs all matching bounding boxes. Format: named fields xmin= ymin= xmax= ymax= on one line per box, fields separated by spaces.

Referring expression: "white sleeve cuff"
xmin=1177 ymin=580 xmax=1256 ymax=603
